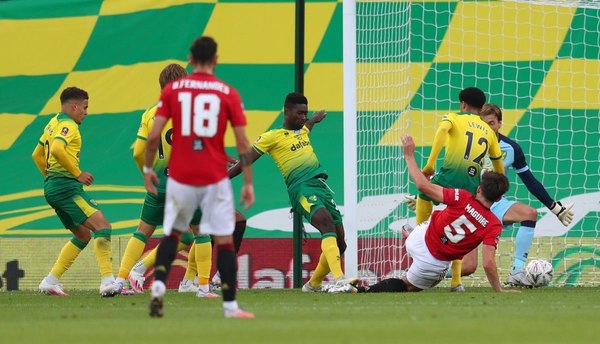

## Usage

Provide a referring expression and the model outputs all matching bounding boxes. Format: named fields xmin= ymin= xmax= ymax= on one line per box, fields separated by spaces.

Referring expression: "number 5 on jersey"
xmin=443 ymin=214 xmax=477 ymax=243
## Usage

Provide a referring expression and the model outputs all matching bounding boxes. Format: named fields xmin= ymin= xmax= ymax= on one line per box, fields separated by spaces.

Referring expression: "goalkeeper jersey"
xmin=483 ymin=133 xmax=528 ymax=174
xmin=483 ymin=133 xmax=555 ymax=209
xmin=38 ymin=113 xmax=82 ymax=179
xmin=253 ymin=125 xmax=327 ymax=190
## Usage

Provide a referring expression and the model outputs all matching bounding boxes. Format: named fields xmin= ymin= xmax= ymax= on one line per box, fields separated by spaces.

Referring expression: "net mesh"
xmin=354 ymin=0 xmax=600 ymax=287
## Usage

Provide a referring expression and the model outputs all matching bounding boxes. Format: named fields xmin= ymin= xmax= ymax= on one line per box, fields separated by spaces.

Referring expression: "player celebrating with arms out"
xmin=228 ymin=92 xmax=354 ymax=292
xmin=331 ymin=135 xmax=518 ymax=294
xmin=143 ymin=36 xmax=255 ymax=318
xmin=459 ymin=104 xmax=574 ymax=286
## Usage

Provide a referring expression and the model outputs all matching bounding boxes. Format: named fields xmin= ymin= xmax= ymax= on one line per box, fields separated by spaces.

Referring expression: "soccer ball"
xmin=525 ymin=259 xmax=553 ymax=287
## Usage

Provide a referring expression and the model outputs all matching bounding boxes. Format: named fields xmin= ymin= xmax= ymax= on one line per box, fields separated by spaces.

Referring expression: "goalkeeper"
xmin=460 ymin=104 xmax=574 ymax=286
xmin=411 ymin=87 xmax=505 ymax=292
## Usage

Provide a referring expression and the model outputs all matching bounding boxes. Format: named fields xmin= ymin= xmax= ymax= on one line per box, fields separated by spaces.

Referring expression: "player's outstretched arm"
xmin=401 ymin=135 xmax=443 ymax=204
xmin=482 ymin=244 xmax=519 ymax=293
xmin=233 ymin=125 xmax=255 ymax=209
xmin=306 ymin=110 xmax=327 ymax=131
xmin=32 ymin=144 xmax=47 ymax=177
xmin=517 ymin=170 xmax=575 ymax=226
xmin=228 ymin=145 xmax=261 ymax=179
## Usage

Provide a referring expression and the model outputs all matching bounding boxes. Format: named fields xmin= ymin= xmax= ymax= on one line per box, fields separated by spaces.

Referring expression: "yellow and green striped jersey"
xmin=440 ymin=112 xmax=503 ymax=176
xmin=136 ymin=104 xmax=174 ymax=192
xmin=253 ymin=125 xmax=326 ymax=189
xmin=38 ymin=113 xmax=81 ymax=179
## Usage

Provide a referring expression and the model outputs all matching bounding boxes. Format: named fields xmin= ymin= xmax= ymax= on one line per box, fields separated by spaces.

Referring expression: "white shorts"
xmin=405 ymin=222 xmax=451 ymax=290
xmin=163 ymin=177 xmax=234 ymax=236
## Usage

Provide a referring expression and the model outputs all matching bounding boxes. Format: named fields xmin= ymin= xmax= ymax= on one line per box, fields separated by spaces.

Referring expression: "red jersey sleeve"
xmin=228 ymin=88 xmax=246 ymax=127
xmin=442 ymin=187 xmax=465 ymax=207
xmin=482 ymin=223 xmax=502 ymax=248
xmin=155 ymin=85 xmax=173 ymax=119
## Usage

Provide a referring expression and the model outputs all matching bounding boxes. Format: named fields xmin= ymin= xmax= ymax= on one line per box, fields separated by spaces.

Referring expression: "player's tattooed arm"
xmin=229 ymin=148 xmax=261 ymax=179
xmin=230 ymin=126 xmax=262 ymax=179
xmin=239 ymin=151 xmax=252 ymax=167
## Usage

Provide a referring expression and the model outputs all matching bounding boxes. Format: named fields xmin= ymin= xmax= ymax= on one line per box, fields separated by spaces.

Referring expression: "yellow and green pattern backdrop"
xmin=0 ymin=0 xmax=346 ymax=239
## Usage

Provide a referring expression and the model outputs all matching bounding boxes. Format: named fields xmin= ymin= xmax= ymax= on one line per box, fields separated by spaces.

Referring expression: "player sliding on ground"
xmin=458 ymin=104 xmax=575 ymax=287
xmin=329 ymin=135 xmax=518 ymax=294
xmin=228 ymin=92 xmax=355 ymax=292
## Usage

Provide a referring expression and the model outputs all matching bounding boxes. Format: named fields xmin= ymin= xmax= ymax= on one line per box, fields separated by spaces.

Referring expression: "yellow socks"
xmin=450 ymin=259 xmax=463 ymax=288
xmin=194 ymin=235 xmax=212 ymax=285
xmin=141 ymin=240 xmax=188 ymax=269
xmin=140 ymin=246 xmax=157 ymax=270
xmin=308 ymin=252 xmax=330 ymax=287
xmin=183 ymin=242 xmax=198 ymax=281
xmin=321 ymin=234 xmax=343 ymax=279
xmin=93 ymin=229 xmax=113 ymax=278
xmin=117 ymin=232 xmax=147 ymax=279
xmin=50 ymin=238 xmax=87 ymax=278
xmin=416 ymin=196 xmax=433 ymax=224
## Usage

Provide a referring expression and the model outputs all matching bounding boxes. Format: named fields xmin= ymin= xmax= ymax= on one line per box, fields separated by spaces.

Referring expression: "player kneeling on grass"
xmin=330 ymin=135 xmax=519 ymax=294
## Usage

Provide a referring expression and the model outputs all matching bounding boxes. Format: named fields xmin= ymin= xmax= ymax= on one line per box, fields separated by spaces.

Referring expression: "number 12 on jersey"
xmin=178 ymin=92 xmax=220 ymax=137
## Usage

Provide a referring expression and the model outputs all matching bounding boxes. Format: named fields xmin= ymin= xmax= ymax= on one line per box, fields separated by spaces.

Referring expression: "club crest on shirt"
xmin=192 ymin=139 xmax=204 ymax=151
xmin=60 ymin=127 xmax=69 ymax=136
xmin=309 ymin=195 xmax=317 ymax=202
xmin=467 ymin=166 xmax=477 ymax=177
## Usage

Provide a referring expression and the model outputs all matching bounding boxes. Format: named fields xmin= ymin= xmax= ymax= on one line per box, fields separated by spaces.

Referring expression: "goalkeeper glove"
xmin=550 ymin=201 xmax=574 ymax=226
xmin=404 ymin=195 xmax=417 ymax=211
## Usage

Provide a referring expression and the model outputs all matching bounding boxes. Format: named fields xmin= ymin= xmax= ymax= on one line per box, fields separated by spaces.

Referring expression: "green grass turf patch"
xmin=1 ymin=288 xmax=598 ymax=343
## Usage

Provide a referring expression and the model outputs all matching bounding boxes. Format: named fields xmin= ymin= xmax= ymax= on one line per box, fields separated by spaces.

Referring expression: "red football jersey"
xmin=425 ymin=188 xmax=502 ymax=261
xmin=156 ymin=72 xmax=246 ymax=186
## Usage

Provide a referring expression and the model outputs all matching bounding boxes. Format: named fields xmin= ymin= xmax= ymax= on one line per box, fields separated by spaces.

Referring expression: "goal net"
xmin=344 ymin=0 xmax=600 ymax=287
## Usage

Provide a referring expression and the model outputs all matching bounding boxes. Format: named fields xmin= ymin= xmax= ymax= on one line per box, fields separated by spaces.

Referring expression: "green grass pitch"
xmin=1 ymin=288 xmax=598 ymax=343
